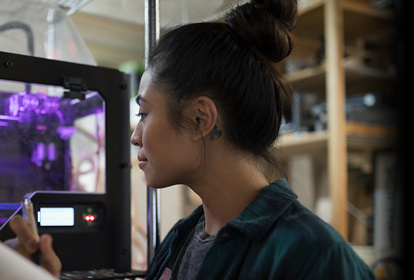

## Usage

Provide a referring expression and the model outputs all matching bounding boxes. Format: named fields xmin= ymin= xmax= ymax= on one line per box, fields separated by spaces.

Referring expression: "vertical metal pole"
xmin=147 ymin=186 xmax=160 ymax=269
xmin=145 ymin=0 xmax=160 ymax=67
xmin=145 ymin=0 xmax=160 ymax=270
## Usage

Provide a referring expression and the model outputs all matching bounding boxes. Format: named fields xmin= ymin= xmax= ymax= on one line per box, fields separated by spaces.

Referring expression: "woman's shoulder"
xmin=259 ymin=200 xmax=375 ymax=279
xmin=268 ymin=199 xmax=348 ymax=251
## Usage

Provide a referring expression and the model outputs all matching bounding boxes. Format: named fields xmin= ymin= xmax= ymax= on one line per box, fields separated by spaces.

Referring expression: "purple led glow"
xmin=36 ymin=125 xmax=47 ymax=130
xmin=37 ymin=143 xmax=45 ymax=160
xmin=56 ymin=111 xmax=64 ymax=125
xmin=36 ymin=93 xmax=47 ymax=114
xmin=37 ymin=93 xmax=47 ymax=99
xmin=18 ymin=91 xmax=26 ymax=112
xmin=48 ymin=143 xmax=56 ymax=161
xmin=31 ymin=143 xmax=46 ymax=166
xmin=8 ymin=94 xmax=19 ymax=116
xmin=22 ymin=94 xmax=40 ymax=111
xmin=43 ymin=97 xmax=60 ymax=113
xmin=57 ymin=126 xmax=76 ymax=139
xmin=0 ymin=115 xmax=19 ymax=121
xmin=7 ymin=91 xmax=61 ymax=117
xmin=0 ymin=121 xmax=9 ymax=127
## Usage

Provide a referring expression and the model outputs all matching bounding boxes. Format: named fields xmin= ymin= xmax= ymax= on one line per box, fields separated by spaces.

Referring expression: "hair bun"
xmin=225 ymin=0 xmax=298 ymax=63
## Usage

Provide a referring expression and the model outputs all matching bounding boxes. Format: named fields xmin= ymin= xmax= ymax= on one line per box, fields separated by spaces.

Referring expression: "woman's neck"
xmin=189 ymin=146 xmax=269 ymax=236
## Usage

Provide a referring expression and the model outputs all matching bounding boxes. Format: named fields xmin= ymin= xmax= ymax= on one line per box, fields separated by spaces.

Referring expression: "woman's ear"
xmin=191 ymin=96 xmax=218 ymax=142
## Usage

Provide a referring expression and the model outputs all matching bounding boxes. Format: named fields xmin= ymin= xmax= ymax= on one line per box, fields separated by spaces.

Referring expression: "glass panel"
xmin=0 ymin=79 xmax=106 ymax=207
xmin=0 ymin=0 xmax=96 ymax=65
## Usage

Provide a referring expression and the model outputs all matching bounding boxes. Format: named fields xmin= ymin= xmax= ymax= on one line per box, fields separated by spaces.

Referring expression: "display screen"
xmin=38 ymin=207 xmax=75 ymax=226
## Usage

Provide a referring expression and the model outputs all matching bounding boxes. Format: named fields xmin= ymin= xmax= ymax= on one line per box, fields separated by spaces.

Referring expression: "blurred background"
xmin=0 ymin=0 xmax=404 ymax=279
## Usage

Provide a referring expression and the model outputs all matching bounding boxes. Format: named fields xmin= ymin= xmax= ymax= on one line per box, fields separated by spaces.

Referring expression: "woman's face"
xmin=130 ymin=70 xmax=202 ymax=188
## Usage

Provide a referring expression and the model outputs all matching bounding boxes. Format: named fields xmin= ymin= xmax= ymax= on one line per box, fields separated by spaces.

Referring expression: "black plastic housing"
xmin=0 ymin=51 xmax=132 ymax=273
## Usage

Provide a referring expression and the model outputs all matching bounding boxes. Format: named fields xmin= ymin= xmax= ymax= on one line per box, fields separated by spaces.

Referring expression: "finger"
xmin=39 ymin=234 xmax=62 ymax=279
xmin=9 ymin=215 xmax=38 ymax=254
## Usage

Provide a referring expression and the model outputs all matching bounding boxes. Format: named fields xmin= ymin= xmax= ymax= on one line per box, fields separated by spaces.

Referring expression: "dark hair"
xmin=148 ymin=0 xmax=298 ymax=177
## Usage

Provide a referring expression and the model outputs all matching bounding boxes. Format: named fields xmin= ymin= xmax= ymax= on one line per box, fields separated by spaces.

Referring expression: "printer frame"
xmin=0 ymin=51 xmax=133 ymax=273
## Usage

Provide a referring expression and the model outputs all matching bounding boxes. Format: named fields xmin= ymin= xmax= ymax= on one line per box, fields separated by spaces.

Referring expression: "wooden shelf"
xmin=276 ymin=122 xmax=396 ymax=156
xmin=294 ymin=1 xmax=325 ymax=40
xmin=343 ymin=9 xmax=394 ymax=42
xmin=285 ymin=59 xmax=395 ymax=94
xmin=346 ymin=121 xmax=398 ymax=152
xmin=290 ymin=0 xmax=397 ymax=242
xmin=276 ymin=130 xmax=328 ymax=156
xmin=346 ymin=121 xmax=397 ymax=138
xmin=294 ymin=0 xmax=394 ymax=42
xmin=341 ymin=0 xmax=393 ymax=19
xmin=285 ymin=64 xmax=325 ymax=89
xmin=351 ymin=246 xmax=377 ymax=266
xmin=298 ymin=0 xmax=325 ymax=16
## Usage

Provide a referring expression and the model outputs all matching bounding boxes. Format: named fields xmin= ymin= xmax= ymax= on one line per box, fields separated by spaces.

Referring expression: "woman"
xmin=8 ymin=0 xmax=375 ymax=279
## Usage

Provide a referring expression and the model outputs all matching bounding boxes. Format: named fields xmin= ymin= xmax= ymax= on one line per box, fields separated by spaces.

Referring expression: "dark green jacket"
xmin=146 ymin=179 xmax=376 ymax=280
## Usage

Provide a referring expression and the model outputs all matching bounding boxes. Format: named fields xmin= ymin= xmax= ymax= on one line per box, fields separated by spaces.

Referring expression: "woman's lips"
xmin=138 ymin=155 xmax=147 ymax=169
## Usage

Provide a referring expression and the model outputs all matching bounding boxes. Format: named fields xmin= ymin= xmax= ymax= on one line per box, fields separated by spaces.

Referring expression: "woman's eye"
xmin=135 ymin=113 xmax=146 ymax=121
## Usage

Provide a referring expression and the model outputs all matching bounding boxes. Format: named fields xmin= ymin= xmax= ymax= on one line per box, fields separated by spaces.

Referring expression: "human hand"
xmin=4 ymin=215 xmax=62 ymax=278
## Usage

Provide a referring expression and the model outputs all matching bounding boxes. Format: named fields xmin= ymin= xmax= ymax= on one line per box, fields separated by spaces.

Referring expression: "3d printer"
xmin=0 ymin=51 xmax=144 ymax=278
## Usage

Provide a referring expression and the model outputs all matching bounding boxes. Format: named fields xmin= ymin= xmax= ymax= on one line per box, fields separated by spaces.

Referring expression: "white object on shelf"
xmin=314 ymin=197 xmax=332 ymax=224
xmin=374 ymin=152 xmax=403 ymax=254
xmin=289 ymin=154 xmax=315 ymax=212
xmin=352 ymin=245 xmax=377 ymax=267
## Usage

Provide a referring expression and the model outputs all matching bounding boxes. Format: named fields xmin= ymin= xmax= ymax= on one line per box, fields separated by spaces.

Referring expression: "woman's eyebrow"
xmin=136 ymin=95 xmax=147 ymax=104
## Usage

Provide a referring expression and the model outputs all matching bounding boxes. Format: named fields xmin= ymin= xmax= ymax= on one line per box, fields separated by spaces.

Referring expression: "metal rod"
xmin=147 ymin=187 xmax=160 ymax=268
xmin=145 ymin=0 xmax=160 ymax=67
xmin=145 ymin=0 xmax=160 ymax=270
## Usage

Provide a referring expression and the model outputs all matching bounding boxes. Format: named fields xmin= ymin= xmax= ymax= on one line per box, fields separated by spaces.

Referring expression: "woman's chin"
xmin=145 ymin=180 xmax=174 ymax=189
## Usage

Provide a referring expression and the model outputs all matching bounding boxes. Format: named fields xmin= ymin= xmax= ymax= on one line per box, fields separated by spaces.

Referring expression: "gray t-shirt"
xmin=168 ymin=215 xmax=215 ymax=280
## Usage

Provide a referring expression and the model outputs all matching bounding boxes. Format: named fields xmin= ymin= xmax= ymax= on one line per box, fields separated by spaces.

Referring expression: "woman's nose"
xmin=130 ymin=123 xmax=142 ymax=147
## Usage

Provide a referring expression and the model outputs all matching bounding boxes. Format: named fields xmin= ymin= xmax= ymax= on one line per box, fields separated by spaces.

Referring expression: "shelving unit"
xmin=276 ymin=0 xmax=397 ymax=252
xmin=295 ymin=0 xmax=394 ymax=41
xmin=277 ymin=122 xmax=396 ymax=156
xmin=285 ymin=59 xmax=395 ymax=94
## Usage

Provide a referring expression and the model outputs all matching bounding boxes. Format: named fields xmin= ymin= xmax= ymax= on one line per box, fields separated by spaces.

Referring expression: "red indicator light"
xmin=84 ymin=215 xmax=95 ymax=222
